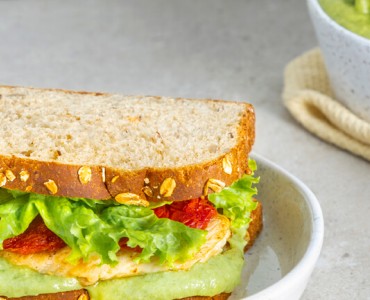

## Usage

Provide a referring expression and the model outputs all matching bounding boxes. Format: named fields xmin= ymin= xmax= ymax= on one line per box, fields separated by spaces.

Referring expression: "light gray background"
xmin=1 ymin=0 xmax=369 ymax=299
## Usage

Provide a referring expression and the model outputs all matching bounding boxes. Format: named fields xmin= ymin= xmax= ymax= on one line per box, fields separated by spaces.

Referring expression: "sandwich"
xmin=0 ymin=86 xmax=262 ymax=300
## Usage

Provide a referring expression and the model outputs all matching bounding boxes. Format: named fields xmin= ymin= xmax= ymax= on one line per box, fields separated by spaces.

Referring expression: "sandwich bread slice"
xmin=0 ymin=86 xmax=262 ymax=300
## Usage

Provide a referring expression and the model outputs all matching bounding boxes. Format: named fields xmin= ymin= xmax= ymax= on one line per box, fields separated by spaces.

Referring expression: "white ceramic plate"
xmin=230 ymin=153 xmax=324 ymax=300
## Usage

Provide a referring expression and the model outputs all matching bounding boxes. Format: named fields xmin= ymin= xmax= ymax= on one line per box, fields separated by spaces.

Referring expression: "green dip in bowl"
xmin=319 ymin=0 xmax=370 ymax=38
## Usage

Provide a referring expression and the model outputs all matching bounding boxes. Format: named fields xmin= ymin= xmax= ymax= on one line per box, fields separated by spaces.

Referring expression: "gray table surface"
xmin=1 ymin=0 xmax=369 ymax=299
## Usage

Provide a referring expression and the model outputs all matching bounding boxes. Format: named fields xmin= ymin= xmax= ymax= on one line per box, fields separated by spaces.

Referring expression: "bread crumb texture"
xmin=0 ymin=86 xmax=249 ymax=170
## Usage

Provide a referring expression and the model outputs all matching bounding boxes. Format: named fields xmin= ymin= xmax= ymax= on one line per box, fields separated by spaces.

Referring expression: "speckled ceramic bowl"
xmin=307 ymin=0 xmax=370 ymax=122
xmin=230 ymin=153 xmax=324 ymax=300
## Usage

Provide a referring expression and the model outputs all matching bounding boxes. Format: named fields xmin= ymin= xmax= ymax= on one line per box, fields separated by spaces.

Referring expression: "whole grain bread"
xmin=0 ymin=86 xmax=255 ymax=202
xmin=3 ymin=202 xmax=262 ymax=300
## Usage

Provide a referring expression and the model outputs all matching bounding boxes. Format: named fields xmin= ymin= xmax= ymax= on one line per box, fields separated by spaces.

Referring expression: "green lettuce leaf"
xmin=208 ymin=159 xmax=259 ymax=229
xmin=0 ymin=191 xmax=206 ymax=265
xmin=0 ymin=189 xmax=39 ymax=243
xmin=208 ymin=159 xmax=259 ymax=252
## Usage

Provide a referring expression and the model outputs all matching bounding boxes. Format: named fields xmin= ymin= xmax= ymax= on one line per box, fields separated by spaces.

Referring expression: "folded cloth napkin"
xmin=283 ymin=48 xmax=370 ymax=161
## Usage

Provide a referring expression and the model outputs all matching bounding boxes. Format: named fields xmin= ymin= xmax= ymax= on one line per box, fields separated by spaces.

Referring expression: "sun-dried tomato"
xmin=118 ymin=237 xmax=142 ymax=253
xmin=3 ymin=216 xmax=66 ymax=254
xmin=154 ymin=198 xmax=217 ymax=230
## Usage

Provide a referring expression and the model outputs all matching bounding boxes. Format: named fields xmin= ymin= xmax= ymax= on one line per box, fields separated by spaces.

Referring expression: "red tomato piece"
xmin=3 ymin=216 xmax=66 ymax=254
xmin=154 ymin=198 xmax=217 ymax=230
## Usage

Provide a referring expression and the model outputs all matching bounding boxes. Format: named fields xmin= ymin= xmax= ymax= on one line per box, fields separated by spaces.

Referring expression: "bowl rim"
xmin=244 ymin=153 xmax=324 ymax=299
xmin=307 ymin=0 xmax=370 ymax=44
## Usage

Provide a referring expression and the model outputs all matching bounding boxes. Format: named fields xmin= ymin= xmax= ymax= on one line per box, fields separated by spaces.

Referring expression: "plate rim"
xmin=243 ymin=153 xmax=324 ymax=299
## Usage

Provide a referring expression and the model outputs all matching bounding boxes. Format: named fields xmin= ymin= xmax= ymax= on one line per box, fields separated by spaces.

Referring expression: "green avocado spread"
xmin=0 ymin=257 xmax=82 ymax=296
xmin=319 ymin=0 xmax=370 ymax=38
xmin=0 ymin=248 xmax=244 ymax=299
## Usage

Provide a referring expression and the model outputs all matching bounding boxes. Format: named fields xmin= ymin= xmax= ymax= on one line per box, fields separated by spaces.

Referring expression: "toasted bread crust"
xmin=0 ymin=146 xmax=253 ymax=202
xmin=0 ymin=87 xmax=255 ymax=202
xmin=1 ymin=290 xmax=89 ymax=300
xmin=179 ymin=293 xmax=231 ymax=300
xmin=244 ymin=201 xmax=263 ymax=252
xmin=3 ymin=202 xmax=262 ymax=300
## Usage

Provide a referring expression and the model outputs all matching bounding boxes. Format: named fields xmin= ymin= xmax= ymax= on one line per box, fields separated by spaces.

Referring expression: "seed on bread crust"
xmin=78 ymin=294 xmax=89 ymax=300
xmin=111 ymin=175 xmax=119 ymax=183
xmin=44 ymin=179 xmax=58 ymax=194
xmin=159 ymin=178 xmax=176 ymax=197
xmin=0 ymin=173 xmax=6 ymax=187
xmin=5 ymin=170 xmax=16 ymax=181
xmin=19 ymin=170 xmax=30 ymax=182
xmin=142 ymin=186 xmax=153 ymax=197
xmin=101 ymin=167 xmax=106 ymax=183
xmin=203 ymin=178 xmax=226 ymax=195
xmin=222 ymin=155 xmax=232 ymax=175
xmin=78 ymin=166 xmax=92 ymax=184
xmin=208 ymin=178 xmax=226 ymax=192
xmin=115 ymin=192 xmax=149 ymax=207
xmin=25 ymin=185 xmax=32 ymax=192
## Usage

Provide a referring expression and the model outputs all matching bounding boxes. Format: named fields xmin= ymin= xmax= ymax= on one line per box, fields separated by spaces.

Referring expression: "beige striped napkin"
xmin=283 ymin=48 xmax=370 ymax=161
